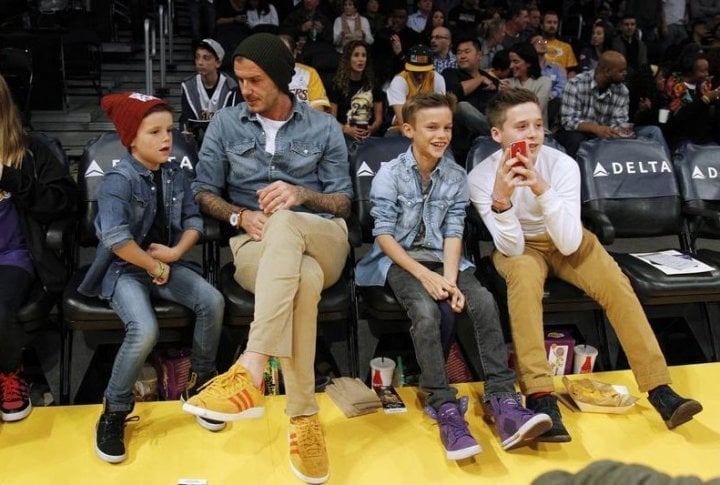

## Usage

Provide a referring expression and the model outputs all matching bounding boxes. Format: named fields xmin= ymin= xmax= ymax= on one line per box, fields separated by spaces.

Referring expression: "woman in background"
xmin=506 ymin=42 xmax=552 ymax=128
xmin=333 ymin=0 xmax=373 ymax=53
xmin=579 ymin=22 xmax=612 ymax=72
xmin=0 ymin=74 xmax=77 ymax=422
xmin=329 ymin=40 xmax=384 ymax=142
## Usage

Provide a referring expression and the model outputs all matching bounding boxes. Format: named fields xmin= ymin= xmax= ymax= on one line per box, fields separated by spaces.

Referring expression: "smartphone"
xmin=510 ymin=140 xmax=527 ymax=172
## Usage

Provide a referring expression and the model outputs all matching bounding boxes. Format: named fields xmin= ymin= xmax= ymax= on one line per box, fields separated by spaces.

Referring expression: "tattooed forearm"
xmin=195 ymin=191 xmax=242 ymax=222
xmin=299 ymin=187 xmax=351 ymax=219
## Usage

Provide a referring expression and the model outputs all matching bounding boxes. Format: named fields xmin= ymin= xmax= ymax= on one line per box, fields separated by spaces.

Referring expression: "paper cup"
xmin=658 ymin=108 xmax=669 ymax=124
xmin=370 ymin=357 xmax=396 ymax=387
xmin=573 ymin=344 xmax=598 ymax=374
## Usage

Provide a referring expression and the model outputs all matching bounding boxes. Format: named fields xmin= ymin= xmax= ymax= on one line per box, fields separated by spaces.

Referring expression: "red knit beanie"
xmin=101 ymin=92 xmax=169 ymax=148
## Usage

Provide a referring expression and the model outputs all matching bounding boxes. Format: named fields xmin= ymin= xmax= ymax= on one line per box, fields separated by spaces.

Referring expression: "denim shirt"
xmin=78 ymin=157 xmax=204 ymax=299
xmin=191 ymin=100 xmax=353 ymax=218
xmin=355 ymin=148 xmax=474 ymax=287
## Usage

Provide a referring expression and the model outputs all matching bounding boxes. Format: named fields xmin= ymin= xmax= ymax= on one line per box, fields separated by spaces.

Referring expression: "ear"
xmin=401 ymin=122 xmax=414 ymax=139
xmin=490 ymin=126 xmax=503 ymax=144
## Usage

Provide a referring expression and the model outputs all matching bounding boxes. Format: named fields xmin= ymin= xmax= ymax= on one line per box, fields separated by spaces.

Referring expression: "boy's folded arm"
xmin=111 ymin=239 xmax=160 ymax=274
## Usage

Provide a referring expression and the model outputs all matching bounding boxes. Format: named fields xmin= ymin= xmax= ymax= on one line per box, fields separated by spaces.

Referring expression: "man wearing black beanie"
xmin=187 ymin=33 xmax=352 ymax=485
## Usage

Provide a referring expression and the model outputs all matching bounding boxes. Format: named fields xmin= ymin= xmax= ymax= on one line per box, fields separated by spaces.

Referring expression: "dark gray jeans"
xmin=387 ymin=262 xmax=517 ymax=409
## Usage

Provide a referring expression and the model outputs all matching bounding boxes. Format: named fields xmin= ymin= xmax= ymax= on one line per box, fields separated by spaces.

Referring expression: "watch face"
xmin=229 ymin=213 xmax=239 ymax=227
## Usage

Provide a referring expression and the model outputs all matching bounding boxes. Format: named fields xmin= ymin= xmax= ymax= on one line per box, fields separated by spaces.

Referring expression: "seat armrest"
xmin=346 ymin=214 xmax=363 ymax=248
xmin=202 ymin=216 xmax=221 ymax=242
xmin=683 ymin=206 xmax=720 ymax=228
xmin=46 ymin=217 xmax=76 ymax=251
xmin=581 ymin=208 xmax=615 ymax=244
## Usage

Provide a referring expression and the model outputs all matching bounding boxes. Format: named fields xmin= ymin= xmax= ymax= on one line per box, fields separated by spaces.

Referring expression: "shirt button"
xmin=303 ymin=149 xmax=308 ymax=154
xmin=270 ymin=165 xmax=275 ymax=170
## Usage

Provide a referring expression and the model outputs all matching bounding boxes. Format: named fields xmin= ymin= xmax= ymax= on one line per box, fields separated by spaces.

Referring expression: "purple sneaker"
xmin=425 ymin=397 xmax=482 ymax=460
xmin=484 ymin=394 xmax=553 ymax=450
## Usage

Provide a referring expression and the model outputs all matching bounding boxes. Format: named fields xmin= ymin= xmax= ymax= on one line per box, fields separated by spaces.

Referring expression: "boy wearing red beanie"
xmin=78 ymin=92 xmax=225 ymax=463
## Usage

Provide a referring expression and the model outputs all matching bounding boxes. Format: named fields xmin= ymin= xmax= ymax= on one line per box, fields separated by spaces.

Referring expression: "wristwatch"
xmin=229 ymin=208 xmax=246 ymax=228
xmin=491 ymin=201 xmax=513 ymax=214
xmin=491 ymin=194 xmax=512 ymax=214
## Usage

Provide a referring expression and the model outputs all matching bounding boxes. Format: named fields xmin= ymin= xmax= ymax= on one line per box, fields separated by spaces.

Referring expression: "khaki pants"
xmin=229 ymin=210 xmax=349 ymax=416
xmin=492 ymin=229 xmax=671 ymax=395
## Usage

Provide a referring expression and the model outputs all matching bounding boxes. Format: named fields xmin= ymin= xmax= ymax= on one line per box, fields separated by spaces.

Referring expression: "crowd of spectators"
xmin=177 ymin=0 xmax=720 ymax=163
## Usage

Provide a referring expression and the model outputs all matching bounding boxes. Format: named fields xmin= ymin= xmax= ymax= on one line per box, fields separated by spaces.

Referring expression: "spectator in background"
xmin=527 ymin=6 xmax=541 ymax=32
xmin=611 ymin=15 xmax=648 ymax=73
xmin=480 ymin=17 xmax=505 ymax=70
xmin=420 ymin=8 xmax=448 ymax=45
xmin=661 ymin=0 xmax=688 ymax=52
xmin=373 ymin=6 xmax=421 ymax=85
xmin=246 ymin=0 xmax=279 ymax=30
xmin=558 ymin=51 xmax=669 ymax=157
xmin=579 ymin=22 xmax=612 ymax=72
xmin=488 ymin=48 xmax=511 ymax=82
xmin=624 ymin=0 xmax=663 ymax=46
xmin=662 ymin=49 xmax=720 ymax=148
xmin=0 ymin=74 xmax=77 ymax=425
xmin=387 ymin=44 xmax=446 ymax=127
xmin=691 ymin=0 xmax=720 ymax=25
xmin=501 ymin=5 xmax=530 ymax=49
xmin=180 ymin=39 xmax=240 ymax=142
xmin=408 ymin=0 xmax=433 ymax=33
xmin=448 ymin=0 xmax=482 ymax=40
xmin=506 ymin=42 xmax=552 ymax=129
xmin=531 ymin=33 xmax=566 ymax=100
xmin=281 ymin=0 xmax=333 ymax=46
xmin=215 ymin=0 xmax=252 ymax=69
xmin=542 ymin=11 xmax=578 ymax=75
xmin=329 ymin=40 xmax=384 ymax=142
xmin=333 ymin=0 xmax=373 ymax=53
xmin=189 ymin=0 xmax=216 ymax=43
xmin=430 ymin=26 xmax=457 ymax=74
xmin=363 ymin=0 xmax=386 ymax=37
xmin=280 ymin=34 xmax=332 ymax=112
xmin=443 ymin=37 xmax=497 ymax=161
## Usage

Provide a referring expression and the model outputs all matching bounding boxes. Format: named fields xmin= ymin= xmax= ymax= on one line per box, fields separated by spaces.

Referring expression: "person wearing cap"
xmin=185 ymin=33 xmax=352 ymax=484
xmin=78 ymin=92 xmax=225 ymax=464
xmin=180 ymin=38 xmax=240 ymax=142
xmin=387 ymin=44 xmax=446 ymax=127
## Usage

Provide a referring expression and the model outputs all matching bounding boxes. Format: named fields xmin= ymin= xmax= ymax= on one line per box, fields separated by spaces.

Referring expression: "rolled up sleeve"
xmin=96 ymin=172 xmax=135 ymax=251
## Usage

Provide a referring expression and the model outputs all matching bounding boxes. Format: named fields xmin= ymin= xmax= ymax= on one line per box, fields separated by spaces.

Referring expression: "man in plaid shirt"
xmin=556 ymin=51 xmax=667 ymax=157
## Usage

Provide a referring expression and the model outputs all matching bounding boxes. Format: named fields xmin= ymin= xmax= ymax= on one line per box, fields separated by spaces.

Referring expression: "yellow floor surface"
xmin=1 ymin=363 xmax=719 ymax=484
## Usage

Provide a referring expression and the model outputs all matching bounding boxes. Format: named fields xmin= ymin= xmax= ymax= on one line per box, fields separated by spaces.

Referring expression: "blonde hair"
xmin=0 ymin=74 xmax=26 ymax=168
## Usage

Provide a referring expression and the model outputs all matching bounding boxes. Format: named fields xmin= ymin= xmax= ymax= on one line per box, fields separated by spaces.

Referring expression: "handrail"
xmin=144 ymin=18 xmax=152 ymax=95
xmin=167 ymin=0 xmax=175 ymax=66
xmin=158 ymin=4 xmax=166 ymax=92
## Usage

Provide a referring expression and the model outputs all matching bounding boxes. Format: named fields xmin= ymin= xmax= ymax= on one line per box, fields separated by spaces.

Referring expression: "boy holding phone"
xmin=356 ymin=92 xmax=552 ymax=460
xmin=468 ymin=88 xmax=703 ymax=442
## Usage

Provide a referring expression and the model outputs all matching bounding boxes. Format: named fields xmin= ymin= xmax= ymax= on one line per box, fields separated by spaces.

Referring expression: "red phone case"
xmin=511 ymin=140 xmax=527 ymax=159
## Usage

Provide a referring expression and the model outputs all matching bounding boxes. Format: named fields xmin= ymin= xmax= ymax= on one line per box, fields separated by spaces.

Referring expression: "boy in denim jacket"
xmin=78 ymin=93 xmax=225 ymax=464
xmin=355 ymin=92 xmax=551 ymax=460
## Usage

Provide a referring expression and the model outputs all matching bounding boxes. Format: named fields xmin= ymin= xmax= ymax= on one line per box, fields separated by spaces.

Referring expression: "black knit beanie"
xmin=233 ymin=33 xmax=294 ymax=95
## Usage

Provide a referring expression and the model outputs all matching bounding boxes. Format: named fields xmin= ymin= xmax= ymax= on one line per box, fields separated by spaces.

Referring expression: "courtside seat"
xmin=60 ymin=130 xmax=199 ymax=404
xmin=576 ymin=137 xmax=720 ymax=362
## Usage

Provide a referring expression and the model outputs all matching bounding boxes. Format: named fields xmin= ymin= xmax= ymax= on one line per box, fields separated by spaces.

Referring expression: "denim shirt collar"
xmin=400 ymin=146 xmax=453 ymax=182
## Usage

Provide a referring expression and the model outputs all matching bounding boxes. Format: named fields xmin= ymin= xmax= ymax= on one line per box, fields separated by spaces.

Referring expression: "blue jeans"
xmin=386 ymin=263 xmax=517 ymax=409
xmin=105 ymin=264 xmax=224 ymax=412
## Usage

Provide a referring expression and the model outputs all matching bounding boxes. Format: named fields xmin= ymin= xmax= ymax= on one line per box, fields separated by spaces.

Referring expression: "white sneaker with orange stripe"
xmin=182 ymin=361 xmax=265 ymax=421
xmin=288 ymin=414 xmax=329 ymax=484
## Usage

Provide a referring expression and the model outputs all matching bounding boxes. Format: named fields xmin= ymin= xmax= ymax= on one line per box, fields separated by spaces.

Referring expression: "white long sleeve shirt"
xmin=467 ymin=145 xmax=583 ymax=257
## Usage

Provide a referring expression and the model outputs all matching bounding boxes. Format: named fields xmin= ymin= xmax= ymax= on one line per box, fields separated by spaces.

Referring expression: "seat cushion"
xmin=357 ymin=285 xmax=406 ymax=319
xmin=17 ymin=281 xmax=58 ymax=331
xmin=63 ymin=268 xmax=194 ymax=330
xmin=218 ymin=262 xmax=351 ymax=326
xmin=611 ymin=252 xmax=720 ymax=299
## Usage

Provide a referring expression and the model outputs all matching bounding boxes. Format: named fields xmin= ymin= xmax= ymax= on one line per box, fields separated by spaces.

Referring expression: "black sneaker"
xmin=648 ymin=385 xmax=703 ymax=429
xmin=95 ymin=405 xmax=137 ymax=463
xmin=181 ymin=371 xmax=226 ymax=432
xmin=525 ymin=394 xmax=572 ymax=443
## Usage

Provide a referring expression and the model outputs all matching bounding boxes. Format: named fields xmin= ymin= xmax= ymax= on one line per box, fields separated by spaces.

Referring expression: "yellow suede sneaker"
xmin=182 ymin=362 xmax=265 ymax=421
xmin=288 ymin=414 xmax=329 ymax=484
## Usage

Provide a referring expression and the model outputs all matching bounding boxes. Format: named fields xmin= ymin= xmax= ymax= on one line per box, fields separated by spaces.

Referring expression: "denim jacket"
xmin=78 ymin=157 xmax=204 ymax=299
xmin=355 ymin=148 xmax=473 ymax=287
xmin=191 ymin=99 xmax=353 ymax=219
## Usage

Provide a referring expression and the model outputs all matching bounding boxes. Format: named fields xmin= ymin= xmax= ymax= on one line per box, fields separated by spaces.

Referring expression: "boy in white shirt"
xmin=467 ymin=88 xmax=703 ymax=442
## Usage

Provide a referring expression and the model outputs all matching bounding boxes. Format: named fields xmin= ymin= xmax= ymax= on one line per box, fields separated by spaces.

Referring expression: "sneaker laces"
xmin=438 ymin=406 xmax=471 ymax=442
xmin=196 ymin=366 xmax=247 ymax=396
xmin=97 ymin=413 xmax=139 ymax=444
xmin=498 ymin=397 xmax=534 ymax=417
xmin=293 ymin=417 xmax=325 ymax=458
xmin=0 ymin=370 xmax=29 ymax=403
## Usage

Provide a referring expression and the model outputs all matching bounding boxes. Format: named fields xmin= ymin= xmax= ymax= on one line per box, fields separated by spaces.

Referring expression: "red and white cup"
xmin=573 ymin=344 xmax=598 ymax=374
xmin=370 ymin=357 xmax=395 ymax=388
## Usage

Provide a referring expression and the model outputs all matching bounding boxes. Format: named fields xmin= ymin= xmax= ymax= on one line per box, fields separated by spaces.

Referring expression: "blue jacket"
xmin=355 ymin=148 xmax=474 ymax=287
xmin=191 ymin=99 xmax=352 ymax=219
xmin=78 ymin=157 xmax=204 ymax=299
